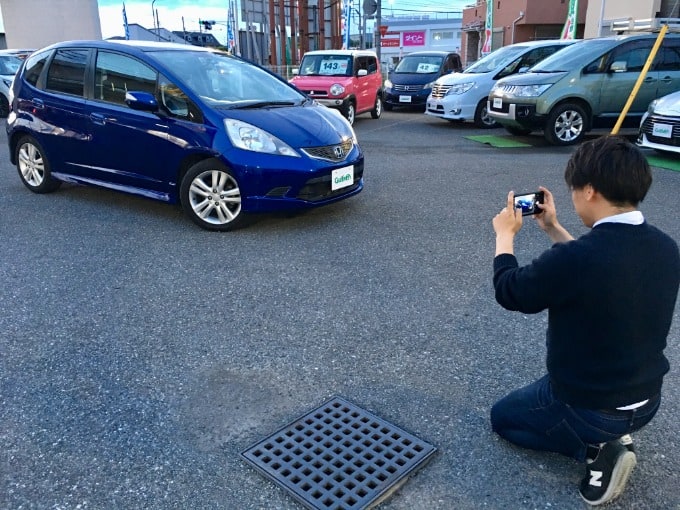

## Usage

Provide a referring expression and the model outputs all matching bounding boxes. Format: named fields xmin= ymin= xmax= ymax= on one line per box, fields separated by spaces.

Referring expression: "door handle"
xmin=31 ymin=98 xmax=44 ymax=109
xmin=90 ymin=112 xmax=113 ymax=125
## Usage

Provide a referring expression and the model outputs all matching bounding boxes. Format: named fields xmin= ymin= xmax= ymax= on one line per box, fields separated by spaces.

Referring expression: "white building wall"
xmin=584 ymin=0 xmax=662 ymax=38
xmin=0 ymin=0 xmax=102 ymax=49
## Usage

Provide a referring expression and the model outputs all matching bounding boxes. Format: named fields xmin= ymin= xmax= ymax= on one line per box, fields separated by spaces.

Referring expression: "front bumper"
xmin=315 ymin=97 xmax=350 ymax=109
xmin=425 ymin=97 xmax=476 ymax=120
xmin=487 ymin=99 xmax=545 ymax=130
xmin=384 ymin=89 xmax=430 ymax=107
xmin=241 ymin=158 xmax=365 ymax=212
xmin=637 ymin=113 xmax=680 ymax=154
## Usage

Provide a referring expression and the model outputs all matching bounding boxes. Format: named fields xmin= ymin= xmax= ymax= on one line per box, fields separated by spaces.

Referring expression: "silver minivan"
xmin=488 ymin=34 xmax=680 ymax=145
xmin=425 ymin=40 xmax=575 ymax=128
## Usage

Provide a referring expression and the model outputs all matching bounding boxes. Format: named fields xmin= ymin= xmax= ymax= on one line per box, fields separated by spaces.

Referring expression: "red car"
xmin=290 ymin=49 xmax=383 ymax=125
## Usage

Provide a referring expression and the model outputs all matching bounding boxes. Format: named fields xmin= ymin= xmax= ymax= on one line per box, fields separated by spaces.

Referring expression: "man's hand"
xmin=534 ymin=186 xmax=574 ymax=243
xmin=493 ymin=191 xmax=522 ymax=256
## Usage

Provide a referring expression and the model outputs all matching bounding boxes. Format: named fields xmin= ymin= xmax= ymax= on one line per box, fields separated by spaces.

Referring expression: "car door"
xmin=36 ymin=47 xmax=92 ymax=176
xmin=84 ymin=50 xmax=185 ymax=197
xmin=354 ymin=55 xmax=372 ymax=112
xmin=596 ymin=39 xmax=659 ymax=117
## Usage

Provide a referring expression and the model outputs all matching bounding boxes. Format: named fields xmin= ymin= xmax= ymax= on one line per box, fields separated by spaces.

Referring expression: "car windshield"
xmin=0 ymin=55 xmax=22 ymax=75
xmin=150 ymin=50 xmax=305 ymax=106
xmin=298 ymin=54 xmax=353 ymax=76
xmin=530 ymin=39 xmax=614 ymax=72
xmin=394 ymin=55 xmax=443 ymax=74
xmin=464 ymin=45 xmax=529 ymax=74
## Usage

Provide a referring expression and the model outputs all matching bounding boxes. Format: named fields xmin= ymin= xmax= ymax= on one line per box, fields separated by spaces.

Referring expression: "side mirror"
xmin=125 ymin=91 xmax=158 ymax=112
xmin=609 ymin=61 xmax=627 ymax=73
xmin=357 ymin=69 xmax=368 ymax=77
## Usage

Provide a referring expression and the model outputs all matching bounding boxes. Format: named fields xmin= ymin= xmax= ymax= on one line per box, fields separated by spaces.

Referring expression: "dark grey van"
xmin=383 ymin=51 xmax=462 ymax=110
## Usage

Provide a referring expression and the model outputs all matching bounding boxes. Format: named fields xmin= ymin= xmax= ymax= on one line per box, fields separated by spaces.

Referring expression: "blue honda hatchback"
xmin=6 ymin=40 xmax=363 ymax=230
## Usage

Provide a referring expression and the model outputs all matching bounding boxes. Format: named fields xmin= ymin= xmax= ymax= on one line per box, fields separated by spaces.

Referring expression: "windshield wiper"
xmin=230 ymin=100 xmax=298 ymax=109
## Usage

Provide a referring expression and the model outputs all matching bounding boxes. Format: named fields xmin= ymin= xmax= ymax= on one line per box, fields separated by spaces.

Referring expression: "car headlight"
xmin=224 ymin=119 xmax=300 ymax=157
xmin=447 ymin=82 xmax=475 ymax=95
xmin=510 ymin=84 xmax=553 ymax=97
xmin=647 ymin=99 xmax=658 ymax=114
xmin=329 ymin=83 xmax=345 ymax=96
xmin=384 ymin=79 xmax=392 ymax=89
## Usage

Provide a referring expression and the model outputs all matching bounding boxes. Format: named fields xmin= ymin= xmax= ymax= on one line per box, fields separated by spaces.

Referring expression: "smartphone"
xmin=513 ymin=191 xmax=545 ymax=216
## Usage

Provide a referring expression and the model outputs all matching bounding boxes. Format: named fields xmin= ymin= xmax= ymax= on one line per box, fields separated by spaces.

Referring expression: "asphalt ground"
xmin=1 ymin=112 xmax=678 ymax=510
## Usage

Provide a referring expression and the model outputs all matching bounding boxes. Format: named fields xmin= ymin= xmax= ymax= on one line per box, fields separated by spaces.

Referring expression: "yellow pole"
xmin=611 ymin=23 xmax=668 ymax=135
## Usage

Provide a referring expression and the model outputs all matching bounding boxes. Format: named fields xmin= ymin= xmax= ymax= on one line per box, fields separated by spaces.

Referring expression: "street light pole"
xmin=151 ymin=0 xmax=160 ymax=41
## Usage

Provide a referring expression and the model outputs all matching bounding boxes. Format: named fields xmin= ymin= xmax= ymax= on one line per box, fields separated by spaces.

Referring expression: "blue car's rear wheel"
xmin=15 ymin=135 xmax=61 ymax=193
xmin=180 ymin=159 xmax=246 ymax=231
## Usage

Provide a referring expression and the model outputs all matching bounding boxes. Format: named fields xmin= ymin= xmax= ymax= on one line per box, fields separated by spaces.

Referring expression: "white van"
xmin=425 ymin=40 xmax=575 ymax=128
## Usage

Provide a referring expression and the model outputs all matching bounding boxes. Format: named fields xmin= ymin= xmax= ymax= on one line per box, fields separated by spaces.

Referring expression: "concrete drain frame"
xmin=241 ymin=396 xmax=437 ymax=510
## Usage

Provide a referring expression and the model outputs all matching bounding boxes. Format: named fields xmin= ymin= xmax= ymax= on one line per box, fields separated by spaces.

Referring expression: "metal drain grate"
xmin=241 ymin=396 xmax=437 ymax=510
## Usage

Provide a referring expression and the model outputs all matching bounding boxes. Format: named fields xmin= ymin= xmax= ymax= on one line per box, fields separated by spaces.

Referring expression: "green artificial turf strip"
xmin=646 ymin=154 xmax=680 ymax=172
xmin=465 ymin=135 xmax=532 ymax=148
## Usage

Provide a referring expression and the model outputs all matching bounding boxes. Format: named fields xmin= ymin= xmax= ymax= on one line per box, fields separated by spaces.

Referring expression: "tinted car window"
xmin=95 ymin=51 xmax=157 ymax=105
xmin=656 ymin=41 xmax=680 ymax=71
xmin=356 ymin=56 xmax=375 ymax=74
xmin=608 ymin=40 xmax=654 ymax=72
xmin=521 ymin=46 xmax=559 ymax=68
xmin=23 ymin=51 xmax=50 ymax=86
xmin=159 ymin=75 xmax=203 ymax=123
xmin=45 ymin=48 xmax=89 ymax=96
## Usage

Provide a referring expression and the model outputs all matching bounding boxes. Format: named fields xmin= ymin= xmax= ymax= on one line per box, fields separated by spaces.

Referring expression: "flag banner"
xmin=482 ymin=0 xmax=493 ymax=54
xmin=560 ymin=0 xmax=578 ymax=40
xmin=122 ymin=2 xmax=130 ymax=40
xmin=227 ymin=8 xmax=235 ymax=50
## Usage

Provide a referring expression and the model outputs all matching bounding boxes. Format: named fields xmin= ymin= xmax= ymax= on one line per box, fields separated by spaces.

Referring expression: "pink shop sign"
xmin=402 ymin=31 xmax=425 ymax=46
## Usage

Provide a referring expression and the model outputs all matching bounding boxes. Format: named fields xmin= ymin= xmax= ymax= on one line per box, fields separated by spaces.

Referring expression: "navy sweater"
xmin=494 ymin=222 xmax=680 ymax=409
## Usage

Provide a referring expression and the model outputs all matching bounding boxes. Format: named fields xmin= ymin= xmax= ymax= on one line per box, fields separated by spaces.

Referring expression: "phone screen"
xmin=514 ymin=191 xmax=544 ymax=216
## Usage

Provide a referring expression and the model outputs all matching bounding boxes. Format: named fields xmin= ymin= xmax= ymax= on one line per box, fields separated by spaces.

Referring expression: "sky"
xmin=97 ymin=0 xmax=471 ymax=43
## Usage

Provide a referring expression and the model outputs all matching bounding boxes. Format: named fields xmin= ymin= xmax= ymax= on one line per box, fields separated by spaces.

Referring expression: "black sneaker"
xmin=579 ymin=440 xmax=637 ymax=506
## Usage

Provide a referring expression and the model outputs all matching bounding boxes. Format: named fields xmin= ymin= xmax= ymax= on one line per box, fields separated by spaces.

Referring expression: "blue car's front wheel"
xmin=180 ymin=159 xmax=246 ymax=231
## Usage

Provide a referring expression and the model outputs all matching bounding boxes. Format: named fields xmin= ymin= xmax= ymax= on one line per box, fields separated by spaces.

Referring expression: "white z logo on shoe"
xmin=589 ymin=470 xmax=603 ymax=487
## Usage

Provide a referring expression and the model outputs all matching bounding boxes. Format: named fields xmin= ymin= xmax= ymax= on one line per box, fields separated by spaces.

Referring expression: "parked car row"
xmin=425 ymin=39 xmax=576 ymax=128
xmin=426 ymin=33 xmax=680 ymax=153
xmin=487 ymin=33 xmax=680 ymax=146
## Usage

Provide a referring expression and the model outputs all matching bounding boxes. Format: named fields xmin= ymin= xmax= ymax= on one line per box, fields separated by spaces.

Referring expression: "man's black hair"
xmin=564 ymin=136 xmax=652 ymax=206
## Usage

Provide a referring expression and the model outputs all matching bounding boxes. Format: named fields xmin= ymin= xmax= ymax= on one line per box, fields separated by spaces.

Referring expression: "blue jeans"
xmin=490 ymin=375 xmax=661 ymax=462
